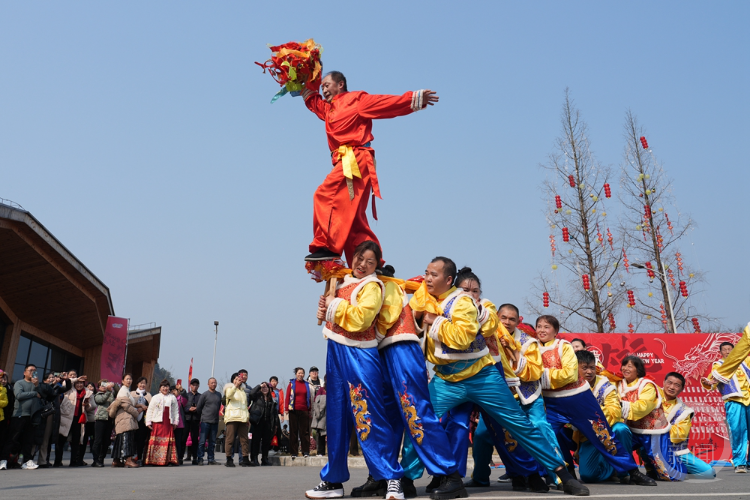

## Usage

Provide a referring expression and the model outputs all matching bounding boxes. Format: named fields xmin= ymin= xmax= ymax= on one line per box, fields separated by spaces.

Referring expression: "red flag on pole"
xmin=188 ymin=358 xmax=193 ymax=383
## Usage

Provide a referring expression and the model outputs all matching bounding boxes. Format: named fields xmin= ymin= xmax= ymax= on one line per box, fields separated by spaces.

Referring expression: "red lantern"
xmin=606 ymin=228 xmax=613 ymax=250
xmin=679 ymin=281 xmax=689 ymax=298
xmin=603 ymin=183 xmax=611 ymax=198
xmin=628 ymin=323 xmax=634 ymax=334
xmin=692 ymin=318 xmax=701 ymax=333
xmin=569 ymin=175 xmax=576 ymax=187
xmin=668 ymin=268 xmax=677 ymax=289
xmin=562 ymin=227 xmax=570 ymax=242
xmin=555 ymin=195 xmax=562 ymax=209
xmin=608 ymin=313 xmax=616 ymax=332
xmin=676 ymin=252 xmax=684 ymax=274
xmin=549 ymin=234 xmax=556 ymax=257
xmin=645 ymin=262 xmax=655 ymax=279
xmin=640 ymin=136 xmax=649 ymax=149
xmin=644 ymin=205 xmax=652 ymax=218
xmin=665 ymin=213 xmax=674 ymax=235
xmin=627 ymin=290 xmax=635 ymax=307
xmin=582 ymin=274 xmax=590 ymax=291
xmin=623 ymin=249 xmax=630 ymax=273
xmin=657 ymin=232 xmax=664 ymax=251
xmin=597 ymin=226 xmax=604 ymax=247
xmin=543 ymin=292 xmax=550 ymax=308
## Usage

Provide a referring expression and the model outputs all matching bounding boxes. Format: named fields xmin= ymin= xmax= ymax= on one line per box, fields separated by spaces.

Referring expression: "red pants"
xmin=310 ymin=150 xmax=381 ymax=265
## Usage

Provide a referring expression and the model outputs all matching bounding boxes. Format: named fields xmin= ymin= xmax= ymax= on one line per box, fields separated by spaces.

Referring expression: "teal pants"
xmin=578 ymin=422 xmax=632 ymax=483
xmin=725 ymin=400 xmax=750 ymax=467
xmin=679 ymin=451 xmax=715 ymax=479
xmin=402 ymin=365 xmax=565 ymax=479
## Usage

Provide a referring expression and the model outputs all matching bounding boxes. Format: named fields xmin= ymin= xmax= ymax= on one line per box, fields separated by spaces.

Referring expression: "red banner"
xmin=559 ymin=332 xmax=741 ymax=463
xmin=101 ymin=316 xmax=129 ymax=383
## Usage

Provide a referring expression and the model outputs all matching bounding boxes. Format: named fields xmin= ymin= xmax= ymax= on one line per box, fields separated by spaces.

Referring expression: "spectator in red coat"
xmin=284 ymin=368 xmax=311 ymax=458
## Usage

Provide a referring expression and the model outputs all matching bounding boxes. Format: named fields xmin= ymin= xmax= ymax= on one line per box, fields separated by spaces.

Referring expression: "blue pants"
xmin=381 ymin=342 xmax=457 ymax=477
xmin=545 ymin=391 xmax=637 ymax=475
xmin=725 ymin=400 xmax=750 ymax=467
xmin=402 ymin=365 xmax=565 ymax=480
xmin=680 ymin=451 xmax=715 ymax=479
xmin=321 ymin=340 xmax=403 ymax=483
xmin=578 ymin=422 xmax=632 ymax=482
xmin=198 ymin=422 xmax=218 ymax=461
xmin=632 ymin=432 xmax=686 ymax=481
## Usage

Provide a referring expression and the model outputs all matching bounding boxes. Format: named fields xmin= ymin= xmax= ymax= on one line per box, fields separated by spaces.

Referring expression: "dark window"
xmin=12 ymin=333 xmax=82 ymax=382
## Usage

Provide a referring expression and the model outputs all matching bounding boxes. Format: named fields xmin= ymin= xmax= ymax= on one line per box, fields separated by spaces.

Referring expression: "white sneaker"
xmin=0 ymin=460 xmax=7 ymax=470
xmin=22 ymin=460 xmax=38 ymax=470
xmin=385 ymin=479 xmax=405 ymax=500
xmin=305 ymin=481 xmax=344 ymax=499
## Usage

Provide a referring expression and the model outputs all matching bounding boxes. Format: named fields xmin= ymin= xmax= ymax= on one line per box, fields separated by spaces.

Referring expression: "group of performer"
xmin=289 ymin=70 xmax=747 ymax=499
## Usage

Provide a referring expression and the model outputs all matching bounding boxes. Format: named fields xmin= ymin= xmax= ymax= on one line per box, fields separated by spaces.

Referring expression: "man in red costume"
xmin=301 ymin=71 xmax=438 ymax=265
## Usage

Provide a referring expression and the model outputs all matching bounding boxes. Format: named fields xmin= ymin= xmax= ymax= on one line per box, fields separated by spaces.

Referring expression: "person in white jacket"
xmin=144 ymin=380 xmax=180 ymax=466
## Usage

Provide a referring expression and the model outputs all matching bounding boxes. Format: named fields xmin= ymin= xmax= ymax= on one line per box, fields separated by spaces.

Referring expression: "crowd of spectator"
xmin=0 ymin=364 xmax=327 ymax=470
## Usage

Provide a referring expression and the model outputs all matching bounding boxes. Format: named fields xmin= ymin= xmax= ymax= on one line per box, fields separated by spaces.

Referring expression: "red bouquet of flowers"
xmin=255 ymin=39 xmax=323 ymax=103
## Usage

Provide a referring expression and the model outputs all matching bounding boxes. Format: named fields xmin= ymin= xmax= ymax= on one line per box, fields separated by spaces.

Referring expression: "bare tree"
xmin=528 ymin=90 xmax=625 ymax=333
xmin=618 ymin=111 xmax=716 ymax=333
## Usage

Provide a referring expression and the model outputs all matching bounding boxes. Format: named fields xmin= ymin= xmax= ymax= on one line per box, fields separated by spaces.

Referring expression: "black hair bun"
xmin=458 ymin=266 xmax=472 ymax=274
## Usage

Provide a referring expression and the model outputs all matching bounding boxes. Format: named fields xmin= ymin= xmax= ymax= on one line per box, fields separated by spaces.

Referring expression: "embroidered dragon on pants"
xmin=399 ymin=383 xmax=424 ymax=445
xmin=349 ymin=383 xmax=372 ymax=442
xmin=590 ymin=418 xmax=617 ymax=455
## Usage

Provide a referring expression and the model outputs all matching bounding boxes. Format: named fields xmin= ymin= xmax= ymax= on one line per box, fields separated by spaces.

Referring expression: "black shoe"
xmin=197 ymin=459 xmax=204 ymax=466
xmin=376 ymin=265 xmax=395 ymax=278
xmin=463 ymin=478 xmax=489 ymax=488
xmin=305 ymin=249 xmax=341 ymax=261
xmin=225 ymin=457 xmax=235 ymax=468
xmin=208 ymin=460 xmax=219 ymax=465
xmin=91 ymin=461 xmax=104 ymax=468
xmin=239 ymin=457 xmax=252 ymax=467
xmin=646 ymin=469 xmax=659 ymax=481
xmin=79 ymin=461 xmax=88 ymax=466
xmin=401 ymin=477 xmax=417 ymax=498
xmin=38 ymin=463 xmax=51 ymax=469
xmin=425 ymin=475 xmax=444 ymax=494
xmin=512 ymin=476 xmax=528 ymax=491
xmin=68 ymin=462 xmax=79 ymax=467
xmin=562 ymin=479 xmax=589 ymax=496
xmin=430 ymin=472 xmax=467 ymax=500
xmin=178 ymin=458 xmax=183 ymax=465
xmin=191 ymin=459 xmax=198 ymax=465
xmin=249 ymin=459 xmax=259 ymax=467
xmin=628 ymin=469 xmax=658 ymax=486
xmin=305 ymin=481 xmax=345 ymax=499
xmin=351 ymin=475 xmax=386 ymax=497
xmin=261 ymin=458 xmax=270 ymax=466
xmin=52 ymin=461 xmax=63 ymax=468
xmin=497 ymin=473 xmax=511 ymax=483
xmin=527 ymin=473 xmax=549 ymax=493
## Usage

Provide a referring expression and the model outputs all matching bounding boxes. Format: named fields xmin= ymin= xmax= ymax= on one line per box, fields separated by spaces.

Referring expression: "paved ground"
xmin=1 ymin=454 xmax=749 ymax=500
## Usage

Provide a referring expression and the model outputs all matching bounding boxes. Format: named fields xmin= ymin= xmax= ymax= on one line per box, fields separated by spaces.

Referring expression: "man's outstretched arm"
xmin=357 ymin=90 xmax=439 ymax=120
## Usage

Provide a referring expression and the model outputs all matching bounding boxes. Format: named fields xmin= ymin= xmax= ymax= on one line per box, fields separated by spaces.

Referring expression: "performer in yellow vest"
xmin=307 ymin=241 xmax=404 ymax=500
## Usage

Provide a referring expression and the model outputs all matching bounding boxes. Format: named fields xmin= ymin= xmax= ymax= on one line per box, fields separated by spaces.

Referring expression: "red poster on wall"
xmin=101 ymin=316 xmax=129 ymax=383
xmin=559 ymin=332 xmax=741 ymax=463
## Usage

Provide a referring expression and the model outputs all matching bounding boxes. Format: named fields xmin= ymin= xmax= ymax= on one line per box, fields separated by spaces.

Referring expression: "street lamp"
xmin=632 ymin=263 xmax=678 ymax=334
xmin=211 ymin=321 xmax=219 ymax=378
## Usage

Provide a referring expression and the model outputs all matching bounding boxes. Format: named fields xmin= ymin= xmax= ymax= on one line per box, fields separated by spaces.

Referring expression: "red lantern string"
xmin=665 ymin=213 xmax=674 ymax=235
xmin=640 ymin=136 xmax=649 ymax=149
xmin=645 ymin=262 xmax=655 ymax=279
xmin=603 ymin=183 xmax=611 ymax=198
xmin=569 ymin=175 xmax=576 ymax=187
xmin=660 ymin=303 xmax=668 ymax=331
xmin=628 ymin=323 xmax=634 ymax=334
xmin=644 ymin=205 xmax=652 ymax=219
xmin=562 ymin=227 xmax=570 ymax=242
xmin=676 ymin=252 xmax=684 ymax=274
xmin=692 ymin=318 xmax=701 ymax=333
xmin=623 ymin=249 xmax=630 ymax=273
xmin=656 ymin=231 xmax=664 ymax=251
xmin=607 ymin=228 xmax=613 ymax=250
xmin=582 ymin=274 xmax=591 ymax=291
xmin=627 ymin=290 xmax=635 ymax=307
xmin=549 ymin=234 xmax=556 ymax=257
xmin=608 ymin=313 xmax=616 ymax=332
xmin=596 ymin=225 xmax=604 ymax=247
xmin=543 ymin=292 xmax=550 ymax=308
xmin=555 ymin=195 xmax=562 ymax=209
xmin=679 ymin=281 xmax=689 ymax=298
xmin=668 ymin=268 xmax=677 ymax=289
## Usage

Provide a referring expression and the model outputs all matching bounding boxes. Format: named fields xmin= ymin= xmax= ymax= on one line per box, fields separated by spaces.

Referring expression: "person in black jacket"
xmin=248 ymin=382 xmax=277 ymax=466
xmin=37 ymin=373 xmax=71 ymax=468
xmin=182 ymin=379 xmax=201 ymax=464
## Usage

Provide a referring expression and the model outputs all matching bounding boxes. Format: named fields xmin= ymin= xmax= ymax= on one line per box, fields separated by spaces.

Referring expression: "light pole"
xmin=632 ymin=263 xmax=678 ymax=334
xmin=211 ymin=321 xmax=219 ymax=378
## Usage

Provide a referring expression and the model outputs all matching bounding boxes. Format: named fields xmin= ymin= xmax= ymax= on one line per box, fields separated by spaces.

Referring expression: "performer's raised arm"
xmin=357 ymin=89 xmax=439 ymax=120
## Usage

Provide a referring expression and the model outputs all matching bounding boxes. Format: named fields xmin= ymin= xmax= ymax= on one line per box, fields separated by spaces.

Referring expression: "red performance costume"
xmin=302 ymin=87 xmax=429 ymax=264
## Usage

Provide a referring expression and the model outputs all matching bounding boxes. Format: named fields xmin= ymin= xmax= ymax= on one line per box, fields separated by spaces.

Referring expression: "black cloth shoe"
xmin=497 ymin=473 xmax=511 ymax=483
xmin=225 ymin=457 xmax=235 ymax=467
xmin=562 ymin=479 xmax=589 ymax=496
xmin=628 ymin=469 xmax=658 ymax=486
xmin=430 ymin=472 xmax=467 ymax=500
xmin=351 ymin=475 xmax=386 ymax=497
xmin=91 ymin=461 xmax=104 ymax=468
xmin=305 ymin=249 xmax=341 ymax=261
xmin=305 ymin=481 xmax=344 ymax=499
xmin=463 ymin=478 xmax=489 ymax=488
xmin=512 ymin=476 xmax=528 ymax=491
xmin=248 ymin=459 xmax=259 ymax=467
xmin=240 ymin=457 xmax=252 ymax=467
xmin=401 ymin=477 xmax=417 ymax=498
xmin=425 ymin=475 xmax=444 ymax=494
xmin=527 ymin=473 xmax=549 ymax=493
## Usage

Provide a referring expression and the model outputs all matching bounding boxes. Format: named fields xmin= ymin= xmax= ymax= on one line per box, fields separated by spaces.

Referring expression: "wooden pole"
xmin=317 ymin=277 xmax=339 ymax=325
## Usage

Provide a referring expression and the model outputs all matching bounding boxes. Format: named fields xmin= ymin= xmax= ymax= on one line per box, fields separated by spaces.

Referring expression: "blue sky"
xmin=2 ymin=2 xmax=748 ymax=386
